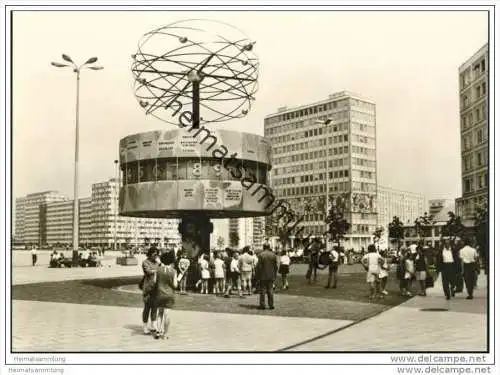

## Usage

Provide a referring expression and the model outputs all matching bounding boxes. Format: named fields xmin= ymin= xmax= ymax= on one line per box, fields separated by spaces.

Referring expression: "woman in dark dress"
xmin=154 ymin=251 xmax=183 ymax=339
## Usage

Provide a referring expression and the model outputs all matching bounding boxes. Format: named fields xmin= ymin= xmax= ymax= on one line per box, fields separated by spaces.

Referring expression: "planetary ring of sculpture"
xmin=131 ymin=19 xmax=259 ymax=126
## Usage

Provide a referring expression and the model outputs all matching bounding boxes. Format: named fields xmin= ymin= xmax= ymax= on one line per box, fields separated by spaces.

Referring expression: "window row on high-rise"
xmin=351 ymin=122 xmax=375 ymax=135
xmin=273 ymin=157 xmax=350 ymax=176
xmin=463 ymin=172 xmax=488 ymax=194
xmin=352 ymin=145 xmax=375 ymax=156
xmin=461 ymin=81 xmax=487 ymax=110
xmin=273 ymin=170 xmax=351 ymax=186
xmin=350 ymin=111 xmax=375 ymax=124
xmin=462 ymin=148 xmax=487 ymax=172
xmin=352 ymin=170 xmax=375 ymax=179
xmin=352 ymin=134 xmax=375 ymax=146
xmin=268 ymin=122 xmax=349 ymax=142
xmin=460 ymin=58 xmax=486 ymax=89
xmin=462 ymin=127 xmax=487 ymax=152
xmin=274 ymin=146 xmax=350 ymax=165
xmin=272 ymin=133 xmax=353 ymax=154
xmin=352 ymin=158 xmax=376 ymax=168
xmin=264 ymin=99 xmax=350 ymax=126
xmin=351 ymin=182 xmax=377 ymax=193
xmin=274 ymin=181 xmax=350 ymax=197
xmin=461 ymin=102 xmax=487 ymax=130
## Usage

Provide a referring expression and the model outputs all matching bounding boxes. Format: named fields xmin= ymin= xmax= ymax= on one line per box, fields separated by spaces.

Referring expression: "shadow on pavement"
xmin=123 ymin=324 xmax=146 ymax=336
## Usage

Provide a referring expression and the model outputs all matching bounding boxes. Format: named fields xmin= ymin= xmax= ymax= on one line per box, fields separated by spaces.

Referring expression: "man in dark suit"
xmin=436 ymin=239 xmax=460 ymax=300
xmin=256 ymin=244 xmax=278 ymax=310
xmin=306 ymin=239 xmax=321 ymax=284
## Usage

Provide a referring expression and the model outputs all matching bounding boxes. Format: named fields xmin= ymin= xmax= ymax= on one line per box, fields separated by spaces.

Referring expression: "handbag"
xmin=425 ymin=274 xmax=434 ymax=288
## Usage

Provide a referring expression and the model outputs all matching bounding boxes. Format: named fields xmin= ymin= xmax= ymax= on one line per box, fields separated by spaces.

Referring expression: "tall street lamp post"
xmin=316 ymin=118 xmax=333 ymax=250
xmin=51 ymin=54 xmax=103 ymax=264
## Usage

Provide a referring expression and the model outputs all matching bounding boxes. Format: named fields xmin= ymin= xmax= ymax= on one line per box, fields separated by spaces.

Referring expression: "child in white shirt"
xmin=361 ymin=245 xmax=384 ymax=300
xmin=279 ymin=250 xmax=291 ymax=290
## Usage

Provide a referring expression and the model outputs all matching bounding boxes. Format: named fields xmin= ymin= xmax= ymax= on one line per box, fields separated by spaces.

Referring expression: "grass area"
xmin=12 ymin=265 xmax=411 ymax=321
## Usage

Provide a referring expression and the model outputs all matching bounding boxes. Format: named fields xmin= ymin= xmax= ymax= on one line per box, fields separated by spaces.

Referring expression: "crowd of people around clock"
xmin=139 ymin=243 xmax=282 ymax=339
xmin=293 ymin=235 xmax=482 ymax=301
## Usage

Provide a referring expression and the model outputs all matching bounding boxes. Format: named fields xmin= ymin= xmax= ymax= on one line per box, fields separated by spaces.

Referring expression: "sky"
xmin=11 ymin=9 xmax=488 ymax=203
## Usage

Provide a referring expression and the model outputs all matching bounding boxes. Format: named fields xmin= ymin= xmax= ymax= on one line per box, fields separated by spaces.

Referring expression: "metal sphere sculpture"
xmin=131 ymin=19 xmax=259 ymax=127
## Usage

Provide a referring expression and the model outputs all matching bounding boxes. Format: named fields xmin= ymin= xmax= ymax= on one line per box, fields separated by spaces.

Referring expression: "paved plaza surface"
xmin=10 ymin=252 xmax=488 ymax=352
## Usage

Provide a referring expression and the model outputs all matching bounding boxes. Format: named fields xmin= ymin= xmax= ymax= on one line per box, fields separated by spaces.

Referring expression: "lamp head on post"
xmin=51 ymin=55 xmax=103 ymax=74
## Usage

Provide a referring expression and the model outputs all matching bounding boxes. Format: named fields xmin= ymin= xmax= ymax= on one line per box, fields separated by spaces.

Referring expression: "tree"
xmin=325 ymin=204 xmax=350 ymax=249
xmin=441 ymin=211 xmax=465 ymax=244
xmin=474 ymin=202 xmax=488 ymax=274
xmin=277 ymin=226 xmax=290 ymax=250
xmin=216 ymin=236 xmax=225 ymax=249
xmin=414 ymin=212 xmax=433 ymax=242
xmin=229 ymin=231 xmax=240 ymax=248
xmin=372 ymin=226 xmax=384 ymax=249
xmin=388 ymin=216 xmax=404 ymax=250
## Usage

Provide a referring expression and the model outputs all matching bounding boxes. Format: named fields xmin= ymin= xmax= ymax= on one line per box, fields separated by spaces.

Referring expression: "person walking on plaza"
xmin=31 ymin=246 xmax=38 ymax=267
xmin=213 ymin=252 xmax=225 ymax=295
xmin=153 ymin=250 xmax=183 ymax=340
xmin=251 ymin=250 xmax=259 ymax=294
xmin=224 ymin=250 xmax=242 ymax=298
xmin=361 ymin=244 xmax=384 ymax=300
xmin=378 ymin=250 xmax=390 ymax=295
xmin=403 ymin=248 xmax=415 ymax=296
xmin=396 ymin=249 xmax=408 ymax=296
xmin=256 ymin=244 xmax=278 ymax=310
xmin=177 ymin=251 xmax=190 ymax=295
xmin=140 ymin=246 xmax=159 ymax=335
xmin=278 ymin=250 xmax=291 ymax=290
xmin=459 ymin=238 xmax=479 ymax=300
xmin=239 ymin=246 xmax=255 ymax=295
xmin=325 ymin=245 xmax=340 ymax=289
xmin=415 ymin=245 xmax=429 ymax=296
xmin=306 ymin=239 xmax=320 ymax=284
xmin=199 ymin=254 xmax=210 ymax=294
xmin=436 ymin=239 xmax=460 ymax=300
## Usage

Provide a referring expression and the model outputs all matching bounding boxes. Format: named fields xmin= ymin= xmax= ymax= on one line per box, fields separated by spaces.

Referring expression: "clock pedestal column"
xmin=178 ymin=215 xmax=213 ymax=290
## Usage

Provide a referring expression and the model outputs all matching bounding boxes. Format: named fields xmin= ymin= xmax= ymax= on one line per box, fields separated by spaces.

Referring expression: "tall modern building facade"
xmin=228 ymin=217 xmax=265 ymax=250
xmin=377 ymin=186 xmax=425 ymax=227
xmin=15 ymin=179 xmax=181 ymax=248
xmin=14 ymin=197 xmax=26 ymax=241
xmin=264 ymin=91 xmax=377 ymax=250
xmin=456 ymin=44 xmax=488 ymax=221
xmin=45 ymin=198 xmax=93 ymax=245
xmin=16 ymin=191 xmax=69 ymax=245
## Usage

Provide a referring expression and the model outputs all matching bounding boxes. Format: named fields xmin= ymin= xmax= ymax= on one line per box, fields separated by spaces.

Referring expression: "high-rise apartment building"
xmin=456 ymin=44 xmax=488 ymax=221
xmin=14 ymin=197 xmax=27 ymax=241
xmin=228 ymin=217 xmax=265 ymax=250
xmin=377 ymin=186 xmax=425 ymax=227
xmin=210 ymin=219 xmax=229 ymax=249
xmin=264 ymin=91 xmax=377 ymax=250
xmin=90 ymin=179 xmax=180 ymax=248
xmin=45 ymin=198 xmax=93 ymax=245
xmin=15 ymin=179 xmax=181 ymax=248
xmin=19 ymin=191 xmax=69 ymax=245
